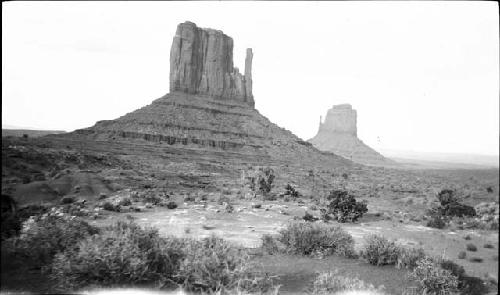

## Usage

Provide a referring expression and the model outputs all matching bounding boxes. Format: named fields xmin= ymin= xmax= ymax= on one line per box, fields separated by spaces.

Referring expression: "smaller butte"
xmin=308 ymin=104 xmax=395 ymax=166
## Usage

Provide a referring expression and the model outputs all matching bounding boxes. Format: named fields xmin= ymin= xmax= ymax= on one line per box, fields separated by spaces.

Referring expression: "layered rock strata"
xmin=309 ymin=104 xmax=394 ymax=166
xmin=59 ymin=21 xmax=350 ymax=168
xmin=169 ymin=21 xmax=254 ymax=107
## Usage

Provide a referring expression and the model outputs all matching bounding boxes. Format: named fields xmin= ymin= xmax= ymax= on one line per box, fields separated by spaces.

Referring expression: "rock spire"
xmin=169 ymin=21 xmax=254 ymax=107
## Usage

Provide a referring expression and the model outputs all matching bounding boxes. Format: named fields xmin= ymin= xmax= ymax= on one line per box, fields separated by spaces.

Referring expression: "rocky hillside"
xmin=54 ymin=21 xmax=351 ymax=169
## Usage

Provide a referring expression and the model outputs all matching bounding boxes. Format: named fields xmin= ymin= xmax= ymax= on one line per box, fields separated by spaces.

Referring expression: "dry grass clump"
xmin=51 ymin=221 xmax=183 ymax=290
xmin=8 ymin=209 xmax=98 ymax=268
xmin=361 ymin=235 xmax=399 ymax=266
xmin=261 ymin=222 xmax=356 ymax=258
xmin=396 ymin=247 xmax=426 ymax=270
xmin=311 ymin=270 xmax=385 ymax=295
xmin=409 ymin=257 xmax=459 ymax=295
xmin=466 ymin=243 xmax=477 ymax=252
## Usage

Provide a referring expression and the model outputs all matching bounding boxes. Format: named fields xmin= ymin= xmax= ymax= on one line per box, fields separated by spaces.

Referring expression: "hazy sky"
xmin=2 ymin=2 xmax=499 ymax=156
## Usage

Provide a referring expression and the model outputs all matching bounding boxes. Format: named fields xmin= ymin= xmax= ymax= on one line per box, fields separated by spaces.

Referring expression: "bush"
xmin=458 ymin=251 xmax=467 ymax=259
xmin=409 ymin=256 xmax=458 ymax=295
xmin=464 ymin=235 xmax=472 ymax=240
xmin=166 ymin=201 xmax=178 ymax=209
xmin=325 ymin=190 xmax=368 ymax=223
xmin=12 ymin=210 xmax=98 ymax=268
xmin=396 ymin=247 xmax=426 ymax=270
xmin=177 ymin=236 xmax=249 ymax=293
xmin=311 ymin=270 xmax=385 ymax=295
xmin=468 ymin=257 xmax=483 ymax=263
xmin=102 ymin=201 xmax=120 ymax=212
xmin=118 ymin=197 xmax=132 ymax=206
xmin=51 ymin=221 xmax=184 ymax=290
xmin=436 ymin=189 xmax=476 ymax=218
xmin=284 ymin=184 xmax=299 ymax=198
xmin=437 ymin=189 xmax=458 ymax=206
xmin=437 ymin=258 xmax=465 ymax=281
xmin=483 ymin=243 xmax=494 ymax=249
xmin=361 ymin=234 xmax=399 ymax=266
xmin=303 ymin=211 xmax=318 ymax=222
xmin=261 ymin=234 xmax=284 ymax=255
xmin=276 ymin=222 xmax=356 ymax=257
xmin=426 ymin=214 xmax=447 ymax=229
xmin=249 ymin=168 xmax=275 ymax=195
xmin=466 ymin=243 xmax=477 ymax=252
xmin=441 ymin=202 xmax=476 ymax=218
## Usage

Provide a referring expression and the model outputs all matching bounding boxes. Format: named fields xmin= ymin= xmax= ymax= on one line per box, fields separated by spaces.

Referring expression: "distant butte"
xmin=308 ymin=104 xmax=395 ymax=166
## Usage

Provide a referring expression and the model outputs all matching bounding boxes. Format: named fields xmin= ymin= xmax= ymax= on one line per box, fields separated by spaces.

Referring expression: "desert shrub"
xmin=319 ymin=208 xmax=331 ymax=222
xmin=435 ymin=189 xmax=476 ymax=218
xmin=232 ymin=272 xmax=279 ymax=295
xmin=12 ymin=209 xmax=98 ymax=268
xmin=184 ymin=196 xmax=195 ymax=202
xmin=483 ymin=243 xmax=494 ymax=249
xmin=460 ymin=276 xmax=489 ymax=295
xmin=311 ymin=270 xmax=385 ymax=295
xmin=224 ymin=203 xmax=234 ymax=213
xmin=166 ymin=201 xmax=178 ymax=209
xmin=60 ymin=196 xmax=75 ymax=204
xmin=466 ymin=243 xmax=477 ymax=252
xmin=464 ymin=235 xmax=472 ymax=240
xmin=284 ymin=184 xmax=300 ymax=198
xmin=261 ymin=234 xmax=284 ymax=255
xmin=437 ymin=258 xmax=465 ymax=281
xmin=458 ymin=251 xmax=467 ymax=259
xmin=249 ymin=168 xmax=275 ymax=195
xmin=441 ymin=202 xmax=476 ymax=218
xmin=396 ymin=247 xmax=426 ymax=270
xmin=303 ymin=211 xmax=318 ymax=222
xmin=177 ymin=236 xmax=249 ymax=293
xmin=118 ymin=197 xmax=132 ymax=206
xmin=361 ymin=235 xmax=399 ymax=266
xmin=468 ymin=257 xmax=483 ymax=263
xmin=325 ymin=190 xmax=368 ymax=223
xmin=276 ymin=222 xmax=356 ymax=257
xmin=426 ymin=213 xmax=447 ymax=229
xmin=437 ymin=189 xmax=458 ymax=206
xmin=486 ymin=186 xmax=493 ymax=193
xmin=102 ymin=201 xmax=120 ymax=212
xmin=51 ymin=221 xmax=185 ymax=290
xmin=143 ymin=193 xmax=163 ymax=205
xmin=409 ymin=256 xmax=458 ymax=295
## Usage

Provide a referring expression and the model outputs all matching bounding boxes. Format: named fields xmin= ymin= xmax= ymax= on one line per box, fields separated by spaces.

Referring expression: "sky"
xmin=2 ymin=1 xmax=499 ymax=156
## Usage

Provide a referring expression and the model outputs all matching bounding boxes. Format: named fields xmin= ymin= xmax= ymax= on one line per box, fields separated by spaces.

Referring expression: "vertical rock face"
xmin=309 ymin=104 xmax=394 ymax=166
xmin=169 ymin=21 xmax=254 ymax=107
xmin=319 ymin=104 xmax=357 ymax=136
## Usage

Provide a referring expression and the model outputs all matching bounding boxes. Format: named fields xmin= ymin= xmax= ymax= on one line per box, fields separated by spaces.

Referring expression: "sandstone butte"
xmin=308 ymin=104 xmax=395 ymax=166
xmin=52 ymin=21 xmax=352 ymax=169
